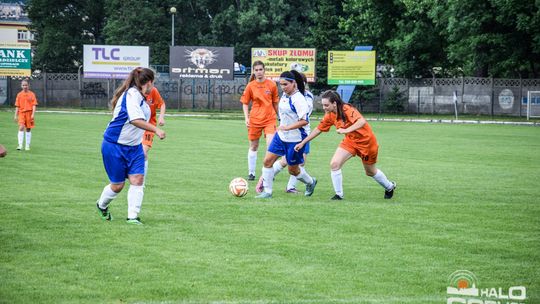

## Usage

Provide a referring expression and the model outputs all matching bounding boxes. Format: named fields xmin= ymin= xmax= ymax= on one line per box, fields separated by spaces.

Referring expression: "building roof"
xmin=0 ymin=2 xmax=30 ymax=25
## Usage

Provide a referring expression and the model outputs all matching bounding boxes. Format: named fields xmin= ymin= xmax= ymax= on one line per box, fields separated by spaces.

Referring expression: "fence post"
xmin=431 ymin=74 xmax=435 ymax=115
xmin=192 ymin=79 xmax=195 ymax=110
xmin=219 ymin=84 xmax=223 ymax=112
xmin=519 ymin=76 xmax=522 ymax=117
xmin=43 ymin=70 xmax=47 ymax=107
xmin=491 ymin=77 xmax=494 ymax=117
xmin=378 ymin=77 xmax=383 ymax=118
xmin=417 ymin=89 xmax=420 ymax=116
xmin=461 ymin=76 xmax=465 ymax=115
xmin=177 ymin=78 xmax=181 ymax=111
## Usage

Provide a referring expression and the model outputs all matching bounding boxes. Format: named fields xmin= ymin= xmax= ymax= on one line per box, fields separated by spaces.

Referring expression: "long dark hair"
xmin=110 ymin=67 xmax=154 ymax=109
xmin=249 ymin=60 xmax=265 ymax=82
xmin=279 ymin=70 xmax=305 ymax=95
xmin=321 ymin=90 xmax=347 ymax=123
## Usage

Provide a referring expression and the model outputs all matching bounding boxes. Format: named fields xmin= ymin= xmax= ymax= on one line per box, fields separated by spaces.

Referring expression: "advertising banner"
xmin=83 ymin=45 xmax=149 ymax=79
xmin=251 ymin=48 xmax=316 ymax=82
xmin=327 ymin=51 xmax=376 ymax=85
xmin=0 ymin=42 xmax=31 ymax=77
xmin=170 ymin=46 xmax=234 ymax=80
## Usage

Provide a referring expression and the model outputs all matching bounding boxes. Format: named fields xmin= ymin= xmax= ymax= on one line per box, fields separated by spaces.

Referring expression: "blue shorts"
xmin=268 ymin=134 xmax=305 ymax=166
xmin=304 ymin=142 xmax=310 ymax=154
xmin=101 ymin=140 xmax=145 ymax=183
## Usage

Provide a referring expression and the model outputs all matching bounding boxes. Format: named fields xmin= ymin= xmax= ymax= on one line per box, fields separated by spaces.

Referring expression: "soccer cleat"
xmin=285 ymin=188 xmax=300 ymax=194
xmin=255 ymin=192 xmax=272 ymax=199
xmin=248 ymin=174 xmax=256 ymax=181
xmin=96 ymin=202 xmax=112 ymax=221
xmin=25 ymin=146 xmax=30 ymax=151
xmin=255 ymin=176 xmax=264 ymax=193
xmin=16 ymin=145 xmax=22 ymax=150
xmin=126 ymin=217 xmax=143 ymax=225
xmin=305 ymin=177 xmax=317 ymax=196
xmin=331 ymin=194 xmax=343 ymax=200
xmin=384 ymin=182 xmax=397 ymax=199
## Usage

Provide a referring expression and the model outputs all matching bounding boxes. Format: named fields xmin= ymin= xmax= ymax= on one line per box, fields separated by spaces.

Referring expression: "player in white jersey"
xmin=255 ymin=70 xmax=317 ymax=199
xmin=96 ymin=67 xmax=166 ymax=225
xmin=259 ymin=73 xmax=314 ymax=194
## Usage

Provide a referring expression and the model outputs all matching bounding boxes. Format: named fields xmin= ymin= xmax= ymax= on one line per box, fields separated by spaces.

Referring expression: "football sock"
xmin=98 ymin=184 xmax=119 ymax=209
xmin=296 ymin=167 xmax=314 ymax=185
xmin=287 ymin=174 xmax=298 ymax=190
xmin=272 ymin=160 xmax=285 ymax=176
xmin=331 ymin=169 xmax=344 ymax=197
xmin=372 ymin=169 xmax=393 ymax=190
xmin=127 ymin=185 xmax=144 ymax=219
xmin=25 ymin=131 xmax=31 ymax=147
xmin=17 ymin=131 xmax=24 ymax=147
xmin=143 ymin=160 xmax=148 ymax=187
xmin=262 ymin=167 xmax=274 ymax=194
xmin=248 ymin=149 xmax=257 ymax=175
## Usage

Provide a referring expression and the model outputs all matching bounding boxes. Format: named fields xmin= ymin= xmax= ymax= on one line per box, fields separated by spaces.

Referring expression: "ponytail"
xmin=279 ymin=70 xmax=305 ymax=95
xmin=110 ymin=67 xmax=154 ymax=109
xmin=321 ymin=90 xmax=347 ymax=123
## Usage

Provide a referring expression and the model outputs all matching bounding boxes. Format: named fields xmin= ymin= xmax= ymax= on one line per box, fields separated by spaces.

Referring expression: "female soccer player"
xmin=96 ymin=67 xmax=166 ymax=225
xmin=294 ymin=90 xmax=396 ymax=200
xmin=142 ymin=86 xmax=166 ymax=186
xmin=240 ymin=61 xmax=279 ymax=181
xmin=14 ymin=79 xmax=38 ymax=151
xmin=255 ymin=70 xmax=317 ymax=199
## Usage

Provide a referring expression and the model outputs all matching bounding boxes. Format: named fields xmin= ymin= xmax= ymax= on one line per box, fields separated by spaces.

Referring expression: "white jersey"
xmin=103 ymin=87 xmax=150 ymax=146
xmin=304 ymin=90 xmax=314 ymax=134
xmin=277 ymin=90 xmax=309 ymax=142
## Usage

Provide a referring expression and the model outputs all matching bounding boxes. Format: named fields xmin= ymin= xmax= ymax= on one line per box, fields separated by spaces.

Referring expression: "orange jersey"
xmin=144 ymin=87 xmax=165 ymax=126
xmin=240 ymin=79 xmax=279 ymax=127
xmin=15 ymin=90 xmax=38 ymax=112
xmin=317 ymin=104 xmax=377 ymax=149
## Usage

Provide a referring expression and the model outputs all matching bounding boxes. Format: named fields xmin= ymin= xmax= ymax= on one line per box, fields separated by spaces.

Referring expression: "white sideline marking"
xmin=7 ymin=109 xmax=540 ymax=126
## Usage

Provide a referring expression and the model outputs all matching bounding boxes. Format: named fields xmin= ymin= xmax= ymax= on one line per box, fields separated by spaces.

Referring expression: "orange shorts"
xmin=142 ymin=131 xmax=155 ymax=148
xmin=248 ymin=123 xmax=276 ymax=141
xmin=339 ymin=139 xmax=378 ymax=165
xmin=18 ymin=111 xmax=35 ymax=129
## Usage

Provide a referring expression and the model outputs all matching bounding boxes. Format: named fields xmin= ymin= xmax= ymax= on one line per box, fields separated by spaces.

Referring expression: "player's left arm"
xmin=336 ymin=116 xmax=366 ymax=134
xmin=31 ymin=105 xmax=36 ymax=120
xmin=158 ymin=102 xmax=166 ymax=126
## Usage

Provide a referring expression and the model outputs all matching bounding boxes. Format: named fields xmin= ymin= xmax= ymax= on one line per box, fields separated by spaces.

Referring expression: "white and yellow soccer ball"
xmin=229 ymin=177 xmax=248 ymax=197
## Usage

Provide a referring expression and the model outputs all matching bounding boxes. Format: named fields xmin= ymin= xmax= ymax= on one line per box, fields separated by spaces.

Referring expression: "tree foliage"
xmin=27 ymin=0 xmax=540 ymax=78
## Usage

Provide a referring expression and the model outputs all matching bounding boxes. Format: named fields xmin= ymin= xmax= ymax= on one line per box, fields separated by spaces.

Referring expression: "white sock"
xmin=331 ymin=169 xmax=344 ymax=197
xmin=287 ymin=174 xmax=298 ymax=190
xmin=262 ymin=167 xmax=274 ymax=194
xmin=127 ymin=185 xmax=144 ymax=219
xmin=143 ymin=160 xmax=148 ymax=187
xmin=248 ymin=149 xmax=257 ymax=175
xmin=17 ymin=131 xmax=24 ymax=147
xmin=25 ymin=132 xmax=31 ymax=147
xmin=295 ymin=167 xmax=314 ymax=185
xmin=272 ymin=160 xmax=285 ymax=176
xmin=372 ymin=169 xmax=393 ymax=190
xmin=98 ymin=184 xmax=119 ymax=209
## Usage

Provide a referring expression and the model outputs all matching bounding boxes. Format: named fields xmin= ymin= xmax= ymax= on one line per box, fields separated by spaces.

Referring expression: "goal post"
xmin=527 ymin=91 xmax=540 ymax=120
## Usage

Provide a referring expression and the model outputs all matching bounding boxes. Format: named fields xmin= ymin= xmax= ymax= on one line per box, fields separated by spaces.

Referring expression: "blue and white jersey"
xmin=103 ymin=87 xmax=150 ymax=146
xmin=303 ymin=90 xmax=314 ymax=135
xmin=277 ymin=90 xmax=309 ymax=142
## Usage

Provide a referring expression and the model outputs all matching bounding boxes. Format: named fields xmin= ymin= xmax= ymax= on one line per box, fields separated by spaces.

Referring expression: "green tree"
xmin=27 ymin=0 xmax=106 ymax=72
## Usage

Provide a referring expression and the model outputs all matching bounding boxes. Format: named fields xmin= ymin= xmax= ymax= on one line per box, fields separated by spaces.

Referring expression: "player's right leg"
xmin=329 ymin=147 xmax=354 ymax=200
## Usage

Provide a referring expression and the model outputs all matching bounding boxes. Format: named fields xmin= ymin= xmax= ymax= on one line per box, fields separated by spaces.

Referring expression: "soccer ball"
xmin=229 ymin=177 xmax=248 ymax=197
xmin=0 ymin=144 xmax=7 ymax=158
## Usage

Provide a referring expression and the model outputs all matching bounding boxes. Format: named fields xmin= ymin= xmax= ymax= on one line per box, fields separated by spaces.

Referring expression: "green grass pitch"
xmin=0 ymin=111 xmax=539 ymax=303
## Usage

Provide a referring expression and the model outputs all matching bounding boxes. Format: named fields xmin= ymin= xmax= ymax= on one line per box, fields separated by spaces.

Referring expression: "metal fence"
xmin=3 ymin=73 xmax=540 ymax=116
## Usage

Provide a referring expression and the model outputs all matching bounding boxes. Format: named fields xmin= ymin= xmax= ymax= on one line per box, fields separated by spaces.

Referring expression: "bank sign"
xmin=83 ymin=45 xmax=149 ymax=79
xmin=169 ymin=46 xmax=234 ymax=80
xmin=0 ymin=42 xmax=31 ymax=77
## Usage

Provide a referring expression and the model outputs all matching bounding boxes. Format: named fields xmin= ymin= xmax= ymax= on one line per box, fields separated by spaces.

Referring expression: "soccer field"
xmin=0 ymin=111 xmax=539 ymax=304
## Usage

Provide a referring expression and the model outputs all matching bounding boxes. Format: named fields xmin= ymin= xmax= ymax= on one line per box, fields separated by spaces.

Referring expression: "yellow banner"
xmin=251 ymin=48 xmax=316 ymax=82
xmin=327 ymin=51 xmax=376 ymax=85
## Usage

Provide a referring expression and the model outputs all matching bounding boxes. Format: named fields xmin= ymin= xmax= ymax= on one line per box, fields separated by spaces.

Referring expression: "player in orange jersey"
xmin=295 ymin=90 xmax=396 ymax=200
xmin=240 ymin=60 xmax=279 ymax=181
xmin=142 ymin=86 xmax=166 ymax=185
xmin=14 ymin=79 xmax=38 ymax=151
